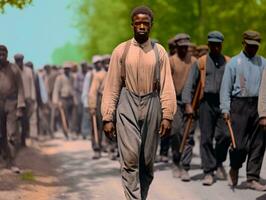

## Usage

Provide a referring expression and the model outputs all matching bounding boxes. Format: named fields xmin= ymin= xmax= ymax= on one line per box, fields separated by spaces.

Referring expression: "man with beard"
xmin=0 ymin=45 xmax=25 ymax=172
xmin=220 ymin=30 xmax=266 ymax=191
xmin=101 ymin=6 xmax=176 ymax=200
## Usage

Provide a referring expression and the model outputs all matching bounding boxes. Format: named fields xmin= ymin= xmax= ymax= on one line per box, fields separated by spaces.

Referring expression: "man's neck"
xmin=0 ymin=61 xmax=9 ymax=69
xmin=243 ymin=50 xmax=255 ymax=59
xmin=134 ymin=36 xmax=149 ymax=45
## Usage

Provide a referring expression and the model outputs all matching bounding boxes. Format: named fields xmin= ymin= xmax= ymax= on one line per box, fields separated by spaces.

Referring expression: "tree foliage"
xmin=0 ymin=0 xmax=32 ymax=12
xmin=75 ymin=0 xmax=266 ymax=59
xmin=51 ymin=42 xmax=85 ymax=66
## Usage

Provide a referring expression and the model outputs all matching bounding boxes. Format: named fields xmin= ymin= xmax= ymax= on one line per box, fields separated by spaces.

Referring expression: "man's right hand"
xmin=89 ymin=108 xmax=96 ymax=115
xmin=185 ymin=104 xmax=194 ymax=115
xmin=103 ymin=121 xmax=116 ymax=141
xmin=259 ymin=117 xmax=266 ymax=127
xmin=223 ymin=113 xmax=230 ymax=121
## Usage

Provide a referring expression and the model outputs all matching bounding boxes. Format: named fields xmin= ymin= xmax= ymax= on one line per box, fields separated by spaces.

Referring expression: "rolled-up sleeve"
xmin=258 ymin=69 xmax=266 ymax=118
xmin=101 ymin=45 xmax=123 ymax=122
xmin=159 ymin=50 xmax=177 ymax=120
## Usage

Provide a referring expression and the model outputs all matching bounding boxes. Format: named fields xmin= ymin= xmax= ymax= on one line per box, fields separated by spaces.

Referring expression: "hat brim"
xmin=177 ymin=41 xmax=191 ymax=46
xmin=244 ymin=39 xmax=260 ymax=46
xmin=208 ymin=38 xmax=223 ymax=43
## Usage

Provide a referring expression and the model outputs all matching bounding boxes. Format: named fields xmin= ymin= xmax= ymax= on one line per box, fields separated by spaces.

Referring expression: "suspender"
xmin=120 ymin=39 xmax=160 ymax=92
xmin=121 ymin=40 xmax=131 ymax=87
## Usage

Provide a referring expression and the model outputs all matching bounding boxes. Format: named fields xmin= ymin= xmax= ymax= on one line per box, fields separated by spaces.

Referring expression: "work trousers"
xmin=0 ymin=100 xmax=19 ymax=167
xmin=20 ymin=99 xmax=34 ymax=146
xmin=171 ymin=103 xmax=196 ymax=170
xmin=72 ymin=102 xmax=83 ymax=135
xmin=91 ymin=94 xmax=103 ymax=152
xmin=61 ymin=96 xmax=74 ymax=138
xmin=230 ymin=97 xmax=266 ymax=181
xmin=199 ymin=93 xmax=230 ymax=174
xmin=81 ymin=107 xmax=91 ymax=138
xmin=116 ymin=88 xmax=161 ymax=200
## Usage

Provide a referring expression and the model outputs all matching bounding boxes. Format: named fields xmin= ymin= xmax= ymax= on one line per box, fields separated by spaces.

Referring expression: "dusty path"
xmin=1 ymin=135 xmax=266 ymax=200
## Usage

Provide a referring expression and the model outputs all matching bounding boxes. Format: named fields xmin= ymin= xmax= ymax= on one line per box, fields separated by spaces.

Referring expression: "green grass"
xmin=20 ymin=171 xmax=35 ymax=181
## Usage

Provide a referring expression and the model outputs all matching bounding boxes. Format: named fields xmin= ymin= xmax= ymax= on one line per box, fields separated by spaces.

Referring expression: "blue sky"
xmin=0 ymin=0 xmax=78 ymax=68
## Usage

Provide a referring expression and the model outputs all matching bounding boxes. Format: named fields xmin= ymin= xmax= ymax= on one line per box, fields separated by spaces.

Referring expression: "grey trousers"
xmin=116 ymin=88 xmax=161 ymax=200
xmin=171 ymin=103 xmax=196 ymax=170
xmin=0 ymin=100 xmax=19 ymax=167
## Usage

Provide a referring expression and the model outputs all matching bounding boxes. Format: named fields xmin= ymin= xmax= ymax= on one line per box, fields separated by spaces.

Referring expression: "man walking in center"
xmin=101 ymin=6 xmax=176 ymax=200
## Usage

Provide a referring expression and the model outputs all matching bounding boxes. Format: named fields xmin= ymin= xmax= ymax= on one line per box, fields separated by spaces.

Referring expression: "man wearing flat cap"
xmin=168 ymin=33 xmax=197 ymax=181
xmin=14 ymin=53 xmax=36 ymax=147
xmin=52 ymin=62 xmax=75 ymax=139
xmin=220 ymin=30 xmax=266 ymax=191
xmin=0 ymin=45 xmax=25 ymax=172
xmin=183 ymin=30 xmax=231 ymax=185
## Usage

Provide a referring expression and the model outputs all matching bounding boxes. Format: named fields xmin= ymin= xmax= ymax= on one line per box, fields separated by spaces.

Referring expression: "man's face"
xmin=177 ymin=45 xmax=188 ymax=58
xmin=15 ymin=58 xmax=23 ymax=68
xmin=95 ymin=61 xmax=102 ymax=71
xmin=0 ymin=50 xmax=7 ymax=66
xmin=208 ymin=42 xmax=222 ymax=55
xmin=132 ymin=13 xmax=152 ymax=43
xmin=243 ymin=42 xmax=259 ymax=58
xmin=64 ymin=68 xmax=71 ymax=76
xmin=81 ymin=64 xmax=88 ymax=74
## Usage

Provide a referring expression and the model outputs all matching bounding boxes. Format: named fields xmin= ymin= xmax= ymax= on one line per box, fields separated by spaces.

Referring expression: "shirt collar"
xmin=132 ymin=38 xmax=151 ymax=49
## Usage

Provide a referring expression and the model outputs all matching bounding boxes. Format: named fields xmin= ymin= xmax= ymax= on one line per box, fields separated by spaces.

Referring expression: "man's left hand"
xmin=259 ymin=117 xmax=266 ymax=127
xmin=159 ymin=119 xmax=171 ymax=137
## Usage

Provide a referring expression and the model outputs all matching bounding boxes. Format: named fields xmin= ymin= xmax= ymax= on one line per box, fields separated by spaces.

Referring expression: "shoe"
xmin=10 ymin=166 xmax=21 ymax=174
xmin=228 ymin=168 xmax=238 ymax=186
xmin=161 ymin=155 xmax=169 ymax=163
xmin=155 ymin=155 xmax=162 ymax=163
xmin=92 ymin=151 xmax=101 ymax=160
xmin=180 ymin=169 xmax=190 ymax=182
xmin=216 ymin=166 xmax=227 ymax=180
xmin=246 ymin=180 xmax=266 ymax=191
xmin=172 ymin=165 xmax=181 ymax=178
xmin=202 ymin=174 xmax=214 ymax=186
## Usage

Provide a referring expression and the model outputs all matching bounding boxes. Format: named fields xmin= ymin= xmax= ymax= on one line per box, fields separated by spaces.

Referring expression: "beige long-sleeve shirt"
xmin=20 ymin=66 xmax=36 ymax=101
xmin=0 ymin=63 xmax=25 ymax=108
xmin=52 ymin=73 xmax=75 ymax=104
xmin=101 ymin=38 xmax=176 ymax=121
xmin=258 ymin=68 xmax=266 ymax=118
xmin=88 ymin=70 xmax=107 ymax=110
xmin=169 ymin=54 xmax=197 ymax=96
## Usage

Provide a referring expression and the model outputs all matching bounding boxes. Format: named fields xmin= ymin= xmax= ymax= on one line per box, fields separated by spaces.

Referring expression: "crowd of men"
xmin=0 ymin=5 xmax=266 ymax=200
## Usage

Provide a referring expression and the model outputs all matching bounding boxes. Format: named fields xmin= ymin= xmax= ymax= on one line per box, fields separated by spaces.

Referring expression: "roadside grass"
xmin=20 ymin=171 xmax=35 ymax=181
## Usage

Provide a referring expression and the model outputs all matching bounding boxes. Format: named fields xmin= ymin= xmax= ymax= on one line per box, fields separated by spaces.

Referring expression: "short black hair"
xmin=0 ymin=45 xmax=8 ymax=53
xmin=131 ymin=6 xmax=153 ymax=22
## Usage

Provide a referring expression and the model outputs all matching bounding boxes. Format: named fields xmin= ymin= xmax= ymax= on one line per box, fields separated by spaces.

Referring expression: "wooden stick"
xmin=59 ymin=105 xmax=69 ymax=133
xmin=225 ymin=118 xmax=237 ymax=149
xmin=92 ymin=114 xmax=99 ymax=145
